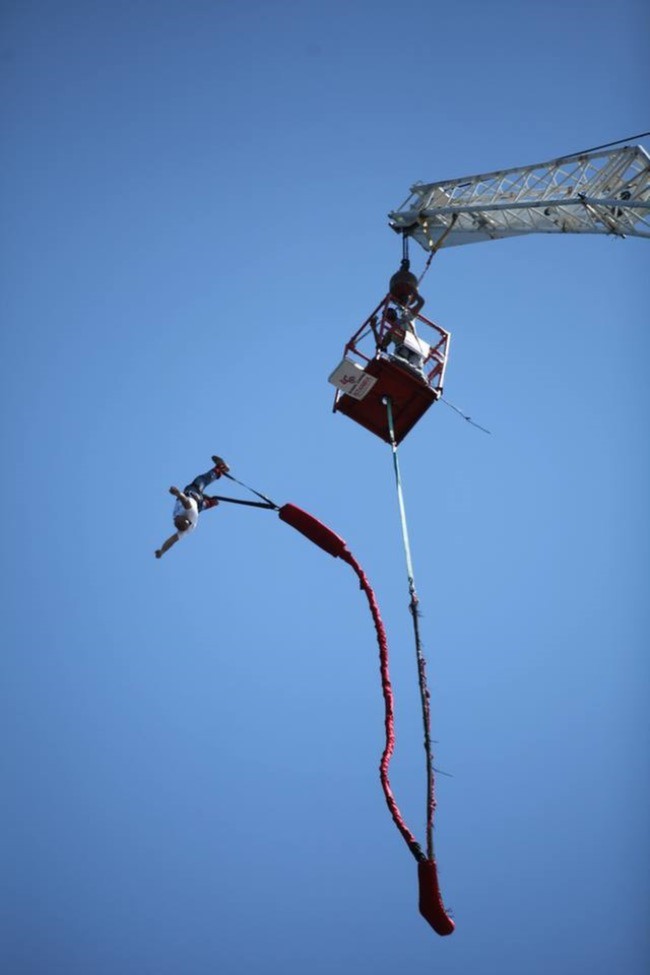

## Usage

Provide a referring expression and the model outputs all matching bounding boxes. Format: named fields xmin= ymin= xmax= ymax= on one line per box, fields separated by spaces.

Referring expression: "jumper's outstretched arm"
xmin=155 ymin=533 xmax=180 ymax=559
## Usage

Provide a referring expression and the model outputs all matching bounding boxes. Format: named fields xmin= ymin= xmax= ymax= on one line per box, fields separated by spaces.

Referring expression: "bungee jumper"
xmin=155 ymin=455 xmax=230 ymax=559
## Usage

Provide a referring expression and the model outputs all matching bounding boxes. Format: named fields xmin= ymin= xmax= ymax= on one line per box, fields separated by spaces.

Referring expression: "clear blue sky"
xmin=2 ymin=2 xmax=648 ymax=973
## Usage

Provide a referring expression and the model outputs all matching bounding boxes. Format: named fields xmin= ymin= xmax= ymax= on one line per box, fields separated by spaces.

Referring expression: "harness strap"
xmin=222 ymin=471 xmax=279 ymax=509
xmin=205 ymin=495 xmax=276 ymax=510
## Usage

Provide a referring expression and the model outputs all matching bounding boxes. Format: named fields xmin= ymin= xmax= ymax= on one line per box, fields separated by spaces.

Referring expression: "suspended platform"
xmin=333 ymin=356 xmax=438 ymax=445
xmin=329 ymin=295 xmax=450 ymax=445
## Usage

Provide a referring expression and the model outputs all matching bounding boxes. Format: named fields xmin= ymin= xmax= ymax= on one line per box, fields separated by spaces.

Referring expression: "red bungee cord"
xmin=211 ymin=474 xmax=454 ymax=935
xmin=278 ymin=503 xmax=454 ymax=937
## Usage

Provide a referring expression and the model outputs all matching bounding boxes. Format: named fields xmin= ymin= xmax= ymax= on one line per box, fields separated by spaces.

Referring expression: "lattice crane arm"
xmin=388 ymin=145 xmax=650 ymax=249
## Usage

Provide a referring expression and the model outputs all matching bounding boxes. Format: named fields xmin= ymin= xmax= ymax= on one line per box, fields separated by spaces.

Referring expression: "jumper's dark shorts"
xmin=183 ymin=468 xmax=220 ymax=512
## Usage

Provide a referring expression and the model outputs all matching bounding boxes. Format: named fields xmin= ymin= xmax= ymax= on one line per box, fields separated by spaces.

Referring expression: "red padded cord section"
xmin=279 ymin=503 xmax=420 ymax=856
xmin=278 ymin=504 xmax=348 ymax=558
xmin=418 ymin=859 xmax=455 ymax=936
xmin=338 ymin=548 xmax=422 ymax=860
xmin=279 ymin=503 xmax=455 ymax=935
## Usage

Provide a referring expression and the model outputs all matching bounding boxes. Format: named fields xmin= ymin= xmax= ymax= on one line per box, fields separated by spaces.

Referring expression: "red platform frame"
xmin=330 ymin=295 xmax=451 ymax=445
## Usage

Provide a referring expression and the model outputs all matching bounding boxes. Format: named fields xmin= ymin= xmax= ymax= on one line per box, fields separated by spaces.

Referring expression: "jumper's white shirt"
xmin=173 ymin=496 xmax=199 ymax=535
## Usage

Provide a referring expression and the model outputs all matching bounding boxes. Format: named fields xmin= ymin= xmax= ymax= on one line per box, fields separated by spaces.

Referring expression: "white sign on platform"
xmin=328 ymin=359 xmax=377 ymax=401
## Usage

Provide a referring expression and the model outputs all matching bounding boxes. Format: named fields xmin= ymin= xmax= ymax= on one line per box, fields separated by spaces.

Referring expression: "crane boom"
xmin=389 ymin=145 xmax=650 ymax=249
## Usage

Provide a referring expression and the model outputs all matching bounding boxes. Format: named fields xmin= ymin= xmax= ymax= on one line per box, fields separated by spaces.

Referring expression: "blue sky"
xmin=2 ymin=2 xmax=648 ymax=973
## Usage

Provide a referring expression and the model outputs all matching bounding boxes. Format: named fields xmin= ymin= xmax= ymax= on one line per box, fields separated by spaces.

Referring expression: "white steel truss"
xmin=388 ymin=145 xmax=650 ymax=249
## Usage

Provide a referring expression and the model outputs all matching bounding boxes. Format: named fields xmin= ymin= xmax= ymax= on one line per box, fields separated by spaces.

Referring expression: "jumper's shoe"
xmin=211 ymin=456 xmax=230 ymax=473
